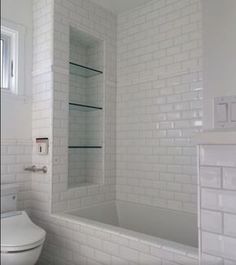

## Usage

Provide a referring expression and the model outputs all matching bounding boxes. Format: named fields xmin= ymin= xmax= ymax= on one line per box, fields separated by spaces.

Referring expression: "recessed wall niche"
xmin=68 ymin=27 xmax=104 ymax=188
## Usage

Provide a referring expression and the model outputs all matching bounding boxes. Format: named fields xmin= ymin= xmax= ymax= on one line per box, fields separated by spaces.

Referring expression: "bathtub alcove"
xmin=62 ymin=201 xmax=197 ymax=247
xmin=55 ymin=200 xmax=199 ymax=264
xmin=52 ymin=18 xmax=199 ymax=265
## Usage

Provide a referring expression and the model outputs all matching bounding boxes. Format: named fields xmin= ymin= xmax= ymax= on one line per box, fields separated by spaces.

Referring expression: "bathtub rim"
xmin=53 ymin=201 xmax=198 ymax=261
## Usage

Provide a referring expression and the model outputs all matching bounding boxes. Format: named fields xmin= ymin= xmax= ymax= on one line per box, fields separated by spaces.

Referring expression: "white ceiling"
xmin=89 ymin=0 xmax=152 ymax=14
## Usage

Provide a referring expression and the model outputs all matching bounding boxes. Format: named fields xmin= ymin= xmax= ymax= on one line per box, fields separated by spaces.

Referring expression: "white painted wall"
xmin=203 ymin=0 xmax=236 ymax=130
xmin=1 ymin=0 xmax=32 ymax=140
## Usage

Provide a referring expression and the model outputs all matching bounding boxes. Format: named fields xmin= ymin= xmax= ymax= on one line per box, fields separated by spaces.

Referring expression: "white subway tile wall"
xmin=30 ymin=0 xmax=201 ymax=264
xmin=1 ymin=139 xmax=32 ymax=211
xmin=116 ymin=0 xmax=202 ymax=214
xmin=31 ymin=0 xmax=53 ymax=216
xmin=4 ymin=0 xmax=236 ymax=265
xmin=199 ymin=144 xmax=236 ymax=264
xmin=51 ymin=0 xmax=116 ymax=213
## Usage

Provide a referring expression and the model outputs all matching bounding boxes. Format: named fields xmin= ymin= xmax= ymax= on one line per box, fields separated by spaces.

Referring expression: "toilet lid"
xmin=1 ymin=211 xmax=46 ymax=251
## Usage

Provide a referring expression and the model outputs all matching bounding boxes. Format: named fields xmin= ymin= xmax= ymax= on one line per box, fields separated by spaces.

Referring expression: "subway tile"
xmin=119 ymin=246 xmax=139 ymax=263
xmin=201 ymin=253 xmax=223 ymax=265
xmin=223 ymin=235 xmax=236 ymax=260
xmin=200 ymin=166 xmax=221 ymax=188
xmin=200 ymin=145 xmax=236 ymax=167
xmin=222 ymin=191 xmax=236 ymax=214
xmin=139 ymin=253 xmax=162 ymax=265
xmin=201 ymin=189 xmax=219 ymax=210
xmin=224 ymin=213 xmax=236 ymax=237
xmin=202 ymin=229 xmax=236 ymax=261
xmin=201 ymin=189 xmax=236 ymax=213
xmin=201 ymin=232 xmax=222 ymax=256
xmin=224 ymin=259 xmax=236 ymax=265
xmin=201 ymin=210 xmax=222 ymax=233
xmin=223 ymin=168 xmax=236 ymax=190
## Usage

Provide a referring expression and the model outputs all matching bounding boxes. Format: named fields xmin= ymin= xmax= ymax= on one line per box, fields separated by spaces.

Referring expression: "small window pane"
xmin=1 ymin=34 xmax=11 ymax=90
xmin=0 ymin=39 xmax=3 ymax=87
xmin=1 ymin=27 xmax=17 ymax=92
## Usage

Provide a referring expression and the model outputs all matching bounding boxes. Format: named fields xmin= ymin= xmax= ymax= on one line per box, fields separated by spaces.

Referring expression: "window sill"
xmin=1 ymin=89 xmax=31 ymax=102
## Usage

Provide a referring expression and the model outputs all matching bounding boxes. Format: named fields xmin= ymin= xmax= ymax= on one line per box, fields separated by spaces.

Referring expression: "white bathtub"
xmin=68 ymin=200 xmax=198 ymax=248
xmin=57 ymin=200 xmax=199 ymax=264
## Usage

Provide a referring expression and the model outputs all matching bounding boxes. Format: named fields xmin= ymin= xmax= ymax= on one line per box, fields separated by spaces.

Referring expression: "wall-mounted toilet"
xmin=1 ymin=185 xmax=46 ymax=265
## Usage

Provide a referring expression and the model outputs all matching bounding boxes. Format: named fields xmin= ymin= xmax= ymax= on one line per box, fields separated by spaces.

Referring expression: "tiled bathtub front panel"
xmin=199 ymin=144 xmax=236 ymax=264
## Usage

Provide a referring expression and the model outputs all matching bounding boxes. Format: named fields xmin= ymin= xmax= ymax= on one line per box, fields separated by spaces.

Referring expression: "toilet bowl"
xmin=1 ymin=211 xmax=46 ymax=265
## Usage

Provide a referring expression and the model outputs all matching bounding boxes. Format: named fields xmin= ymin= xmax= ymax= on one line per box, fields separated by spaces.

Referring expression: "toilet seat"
xmin=1 ymin=211 xmax=46 ymax=253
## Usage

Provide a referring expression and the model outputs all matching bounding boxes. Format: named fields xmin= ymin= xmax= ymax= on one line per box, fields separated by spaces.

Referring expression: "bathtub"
xmin=57 ymin=200 xmax=199 ymax=264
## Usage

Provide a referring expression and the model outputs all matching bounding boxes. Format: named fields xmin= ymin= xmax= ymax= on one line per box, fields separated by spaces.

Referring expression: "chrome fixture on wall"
xmin=24 ymin=165 xmax=47 ymax=174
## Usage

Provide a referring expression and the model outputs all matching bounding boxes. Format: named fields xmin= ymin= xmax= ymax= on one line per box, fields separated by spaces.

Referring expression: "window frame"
xmin=1 ymin=20 xmax=25 ymax=96
xmin=1 ymin=35 xmax=11 ymax=90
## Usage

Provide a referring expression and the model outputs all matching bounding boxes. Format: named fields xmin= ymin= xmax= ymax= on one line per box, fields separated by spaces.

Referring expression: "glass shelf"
xmin=68 ymin=182 xmax=98 ymax=189
xmin=69 ymin=102 xmax=102 ymax=111
xmin=69 ymin=62 xmax=103 ymax=77
xmin=68 ymin=146 xmax=102 ymax=149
